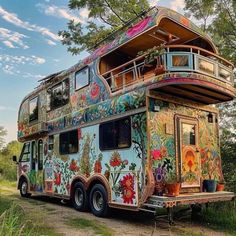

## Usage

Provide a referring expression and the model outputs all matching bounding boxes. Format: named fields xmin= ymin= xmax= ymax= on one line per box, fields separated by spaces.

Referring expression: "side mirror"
xmin=12 ymin=155 xmax=17 ymax=162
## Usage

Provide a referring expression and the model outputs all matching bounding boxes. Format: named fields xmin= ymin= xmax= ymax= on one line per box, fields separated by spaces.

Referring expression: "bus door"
xmin=29 ymin=140 xmax=44 ymax=192
xmin=176 ymin=116 xmax=201 ymax=191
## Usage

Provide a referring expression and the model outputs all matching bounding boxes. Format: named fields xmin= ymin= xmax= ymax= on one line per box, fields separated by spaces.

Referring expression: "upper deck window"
xmin=75 ymin=67 xmax=89 ymax=90
xmin=29 ymin=97 xmax=39 ymax=122
xmin=47 ymin=78 xmax=69 ymax=110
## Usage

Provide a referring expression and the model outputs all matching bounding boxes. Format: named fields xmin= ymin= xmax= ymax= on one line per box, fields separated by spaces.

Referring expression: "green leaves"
xmin=184 ymin=0 xmax=236 ymax=64
xmin=59 ymin=0 xmax=150 ymax=55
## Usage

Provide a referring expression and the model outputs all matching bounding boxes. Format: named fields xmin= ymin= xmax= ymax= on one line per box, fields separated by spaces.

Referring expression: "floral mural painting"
xmin=149 ymin=98 xmax=222 ymax=192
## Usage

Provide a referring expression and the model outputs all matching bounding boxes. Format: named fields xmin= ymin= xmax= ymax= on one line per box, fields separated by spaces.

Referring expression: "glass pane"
xmin=75 ymin=67 xmax=89 ymax=90
xmin=172 ymin=55 xmax=189 ymax=67
xmin=59 ymin=130 xmax=78 ymax=155
xmin=20 ymin=143 xmax=30 ymax=162
xmin=182 ymin=123 xmax=196 ymax=145
xmin=48 ymin=79 xmax=69 ymax=110
xmin=219 ymin=67 xmax=231 ymax=82
xmin=31 ymin=141 xmax=36 ymax=170
xmin=38 ymin=140 xmax=43 ymax=170
xmin=29 ymin=97 xmax=38 ymax=122
xmin=198 ymin=58 xmax=214 ymax=75
xmin=117 ymin=118 xmax=131 ymax=148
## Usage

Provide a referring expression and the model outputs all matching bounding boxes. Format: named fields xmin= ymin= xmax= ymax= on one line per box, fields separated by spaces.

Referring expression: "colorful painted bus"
xmin=14 ymin=6 xmax=236 ymax=222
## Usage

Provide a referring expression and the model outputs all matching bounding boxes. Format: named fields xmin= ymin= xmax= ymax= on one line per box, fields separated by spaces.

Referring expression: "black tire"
xmin=89 ymin=184 xmax=110 ymax=217
xmin=19 ymin=179 xmax=31 ymax=198
xmin=72 ymin=182 xmax=88 ymax=211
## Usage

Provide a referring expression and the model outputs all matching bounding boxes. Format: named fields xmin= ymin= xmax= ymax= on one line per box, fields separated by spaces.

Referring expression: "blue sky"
xmin=0 ymin=0 xmax=185 ymax=144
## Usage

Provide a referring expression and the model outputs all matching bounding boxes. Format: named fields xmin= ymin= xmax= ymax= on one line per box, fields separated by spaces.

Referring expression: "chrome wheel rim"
xmin=75 ymin=188 xmax=83 ymax=207
xmin=93 ymin=191 xmax=103 ymax=211
xmin=21 ymin=182 xmax=27 ymax=195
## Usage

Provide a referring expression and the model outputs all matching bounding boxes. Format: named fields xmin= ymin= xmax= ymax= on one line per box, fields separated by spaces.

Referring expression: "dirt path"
xmin=0 ymin=185 xmax=229 ymax=236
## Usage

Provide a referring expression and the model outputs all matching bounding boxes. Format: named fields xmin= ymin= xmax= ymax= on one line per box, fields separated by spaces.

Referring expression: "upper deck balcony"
xmin=100 ymin=45 xmax=235 ymax=104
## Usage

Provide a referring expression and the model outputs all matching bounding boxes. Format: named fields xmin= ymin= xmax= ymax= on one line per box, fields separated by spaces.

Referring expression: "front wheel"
xmin=72 ymin=182 xmax=88 ymax=211
xmin=89 ymin=184 xmax=110 ymax=217
xmin=19 ymin=179 xmax=31 ymax=198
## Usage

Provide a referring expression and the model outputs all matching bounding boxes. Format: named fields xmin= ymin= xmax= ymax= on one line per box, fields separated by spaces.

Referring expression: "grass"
xmin=0 ymin=179 xmax=17 ymax=188
xmin=67 ymin=217 xmax=113 ymax=236
xmin=200 ymin=202 xmax=236 ymax=234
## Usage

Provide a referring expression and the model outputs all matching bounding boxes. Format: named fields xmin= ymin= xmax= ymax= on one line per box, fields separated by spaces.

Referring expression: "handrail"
xmin=101 ymin=45 xmax=234 ymax=77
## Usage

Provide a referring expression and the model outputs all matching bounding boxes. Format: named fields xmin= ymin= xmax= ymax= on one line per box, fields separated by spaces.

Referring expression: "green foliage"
xmin=184 ymin=0 xmax=236 ymax=64
xmin=59 ymin=0 xmax=150 ymax=55
xmin=67 ymin=217 xmax=113 ymax=236
xmin=0 ymin=141 xmax=23 ymax=181
xmin=201 ymin=202 xmax=236 ymax=234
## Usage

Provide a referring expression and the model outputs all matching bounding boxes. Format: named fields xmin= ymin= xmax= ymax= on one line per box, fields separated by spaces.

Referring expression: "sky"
xmin=0 ymin=0 xmax=185 ymax=144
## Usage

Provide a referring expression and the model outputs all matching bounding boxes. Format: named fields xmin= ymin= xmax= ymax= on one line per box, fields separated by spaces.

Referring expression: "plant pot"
xmin=165 ymin=183 xmax=181 ymax=197
xmin=154 ymin=182 xmax=165 ymax=196
xmin=216 ymin=183 xmax=225 ymax=191
xmin=203 ymin=180 xmax=217 ymax=192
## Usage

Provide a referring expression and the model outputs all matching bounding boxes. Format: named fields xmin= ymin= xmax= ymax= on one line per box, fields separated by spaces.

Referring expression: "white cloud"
xmin=0 ymin=27 xmax=29 ymax=49
xmin=0 ymin=54 xmax=46 ymax=78
xmin=36 ymin=3 xmax=88 ymax=23
xmin=3 ymin=40 xmax=15 ymax=48
xmin=0 ymin=6 xmax=59 ymax=42
xmin=0 ymin=106 xmax=16 ymax=111
xmin=0 ymin=54 xmax=46 ymax=65
xmin=170 ymin=0 xmax=185 ymax=12
xmin=47 ymin=39 xmax=56 ymax=46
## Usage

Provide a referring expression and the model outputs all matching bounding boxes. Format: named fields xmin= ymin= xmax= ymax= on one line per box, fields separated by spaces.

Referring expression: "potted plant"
xmin=137 ymin=44 xmax=166 ymax=75
xmin=164 ymin=171 xmax=181 ymax=197
xmin=216 ymin=180 xmax=225 ymax=191
xmin=203 ymin=160 xmax=217 ymax=192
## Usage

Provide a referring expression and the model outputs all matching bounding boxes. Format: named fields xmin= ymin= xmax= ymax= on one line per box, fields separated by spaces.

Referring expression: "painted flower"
xmin=54 ymin=172 xmax=61 ymax=186
xmin=120 ymin=174 xmax=135 ymax=204
xmin=123 ymin=160 xmax=129 ymax=165
xmin=122 ymin=188 xmax=135 ymax=204
xmin=160 ymin=146 xmax=168 ymax=158
xmin=69 ymin=160 xmax=79 ymax=172
xmin=94 ymin=160 xmax=102 ymax=173
xmin=151 ymin=149 xmax=161 ymax=160
xmin=90 ymin=82 xmax=100 ymax=100
xmin=120 ymin=173 xmax=134 ymax=189
xmin=110 ymin=151 xmax=122 ymax=167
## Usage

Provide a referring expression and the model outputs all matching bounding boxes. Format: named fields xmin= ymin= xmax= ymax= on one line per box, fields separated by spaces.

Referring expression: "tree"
xmin=0 ymin=126 xmax=7 ymax=150
xmin=184 ymin=0 xmax=236 ymax=64
xmin=0 ymin=141 xmax=22 ymax=181
xmin=59 ymin=0 xmax=150 ymax=55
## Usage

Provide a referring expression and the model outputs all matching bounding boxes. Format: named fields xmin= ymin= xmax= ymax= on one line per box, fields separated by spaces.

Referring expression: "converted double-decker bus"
xmin=14 ymin=6 xmax=236 ymax=223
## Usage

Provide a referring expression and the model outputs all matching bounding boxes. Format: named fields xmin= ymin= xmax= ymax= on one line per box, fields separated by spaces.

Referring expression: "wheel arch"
xmin=87 ymin=174 xmax=111 ymax=202
xmin=18 ymin=174 xmax=30 ymax=191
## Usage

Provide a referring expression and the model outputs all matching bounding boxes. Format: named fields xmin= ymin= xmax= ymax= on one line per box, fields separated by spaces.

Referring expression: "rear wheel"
xmin=89 ymin=184 xmax=110 ymax=217
xmin=19 ymin=179 xmax=31 ymax=198
xmin=72 ymin=182 xmax=88 ymax=211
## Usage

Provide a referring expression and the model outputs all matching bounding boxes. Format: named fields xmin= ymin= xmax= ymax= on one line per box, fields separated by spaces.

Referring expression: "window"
xmin=38 ymin=140 xmax=43 ymax=170
xmin=182 ymin=123 xmax=196 ymax=145
xmin=198 ymin=58 xmax=215 ymax=75
xmin=172 ymin=55 xmax=189 ymax=67
xmin=99 ymin=117 xmax=131 ymax=150
xmin=29 ymin=97 xmax=38 ymax=122
xmin=31 ymin=141 xmax=36 ymax=170
xmin=59 ymin=130 xmax=78 ymax=155
xmin=48 ymin=135 xmax=54 ymax=151
xmin=47 ymin=79 xmax=69 ymax=110
xmin=19 ymin=142 xmax=30 ymax=162
xmin=75 ymin=67 xmax=89 ymax=90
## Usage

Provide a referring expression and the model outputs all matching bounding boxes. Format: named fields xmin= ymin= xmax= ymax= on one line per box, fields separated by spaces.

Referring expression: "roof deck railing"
xmin=101 ymin=45 xmax=234 ymax=92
